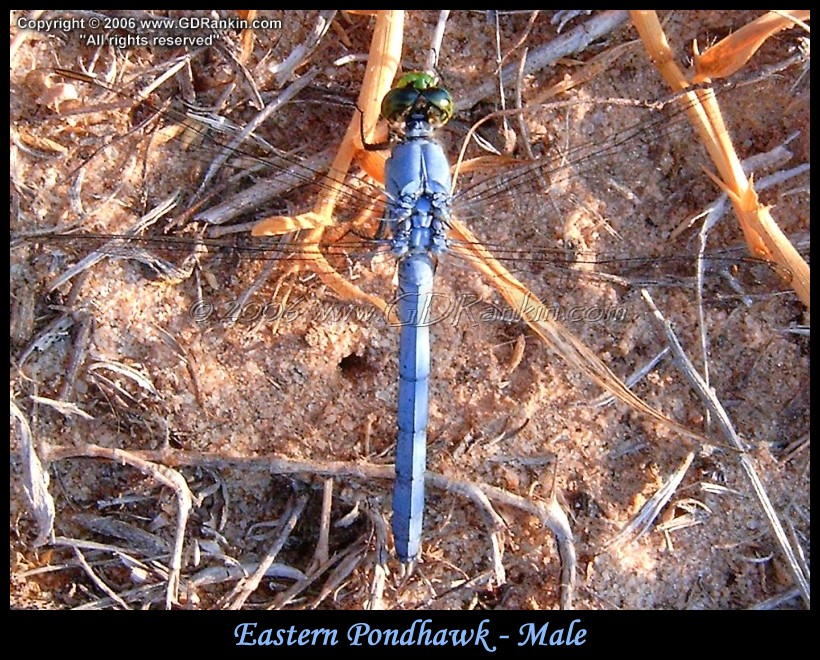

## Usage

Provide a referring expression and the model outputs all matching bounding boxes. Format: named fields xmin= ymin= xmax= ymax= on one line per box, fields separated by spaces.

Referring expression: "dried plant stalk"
xmin=631 ymin=10 xmax=810 ymax=308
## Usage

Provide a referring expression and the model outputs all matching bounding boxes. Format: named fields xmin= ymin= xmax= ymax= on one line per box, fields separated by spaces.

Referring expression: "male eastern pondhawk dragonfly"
xmin=10 ymin=11 xmax=809 ymax=606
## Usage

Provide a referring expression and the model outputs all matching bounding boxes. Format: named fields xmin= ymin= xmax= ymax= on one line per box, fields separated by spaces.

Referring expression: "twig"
xmin=454 ymin=481 xmax=576 ymax=609
xmin=640 ymin=289 xmax=810 ymax=608
xmin=72 ymin=546 xmax=131 ymax=609
xmin=10 ymin=399 xmax=55 ymax=547
xmin=188 ymin=562 xmax=305 ymax=588
xmin=425 ymin=11 xmax=450 ymax=73
xmin=17 ymin=312 xmax=74 ymax=367
xmin=47 ymin=193 xmax=180 ymax=292
xmin=72 ymin=513 xmax=169 ymax=555
xmin=270 ymin=550 xmax=346 ymax=610
xmin=30 ymin=395 xmax=93 ymax=421
xmin=42 ymin=443 xmax=193 ymax=609
xmin=153 ymin=324 xmax=203 ymax=407
xmin=513 ymin=48 xmax=534 ymax=160
xmin=46 ymin=443 xmax=578 ymax=604
xmin=457 ymin=10 xmax=629 ymax=110
xmin=49 ymin=535 xmax=151 ymax=557
xmin=491 ymin=11 xmax=512 ymax=143
xmin=602 ymin=451 xmax=695 ymax=549
xmin=669 ymin=144 xmax=808 ymax=240
xmin=224 ymin=490 xmax=309 ymax=609
xmin=497 ymin=11 xmax=539 ymax=70
xmin=311 ymin=477 xmax=334 ymax=570
xmin=74 ymin=582 xmax=165 ymax=610
xmin=748 ymin=587 xmax=803 ymax=610
xmin=195 ymin=68 xmax=319 ymax=195
xmin=196 ymin=149 xmax=334 ymax=227
xmin=443 ymin=480 xmax=507 ymax=586
xmin=58 ymin=312 xmax=93 ymax=401
xmin=590 ymin=347 xmax=670 ymax=408
xmin=689 ymin=139 xmax=807 ymax=424
xmin=632 ymin=11 xmax=810 ymax=307
xmin=310 ymin=544 xmax=367 ymax=609
xmin=367 ymin=501 xmax=389 ymax=610
xmin=223 ymin=242 xmax=285 ymax=327
xmin=270 ymin=10 xmax=336 ymax=87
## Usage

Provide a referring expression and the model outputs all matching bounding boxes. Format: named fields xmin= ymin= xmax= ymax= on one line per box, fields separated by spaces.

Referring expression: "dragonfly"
xmin=377 ymin=71 xmax=457 ymax=563
xmin=10 ymin=11 xmax=809 ymax=606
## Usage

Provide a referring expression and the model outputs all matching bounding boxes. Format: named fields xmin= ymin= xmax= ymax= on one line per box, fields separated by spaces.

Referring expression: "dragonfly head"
xmin=381 ymin=71 xmax=454 ymax=135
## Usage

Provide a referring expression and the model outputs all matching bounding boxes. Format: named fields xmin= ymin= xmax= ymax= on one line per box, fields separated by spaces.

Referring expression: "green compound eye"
xmin=420 ymin=86 xmax=454 ymax=125
xmin=381 ymin=85 xmax=422 ymax=122
xmin=381 ymin=71 xmax=454 ymax=126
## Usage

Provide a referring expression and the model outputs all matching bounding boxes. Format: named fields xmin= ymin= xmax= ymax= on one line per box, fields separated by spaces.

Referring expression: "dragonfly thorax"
xmin=403 ymin=113 xmax=437 ymax=140
xmin=384 ymin=137 xmax=452 ymax=257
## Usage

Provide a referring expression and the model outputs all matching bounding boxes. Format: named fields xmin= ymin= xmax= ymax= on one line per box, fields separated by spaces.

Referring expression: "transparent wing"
xmin=15 ymin=62 xmax=803 ymax=303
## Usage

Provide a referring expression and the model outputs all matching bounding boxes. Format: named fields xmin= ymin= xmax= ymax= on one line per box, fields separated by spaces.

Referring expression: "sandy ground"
xmin=10 ymin=10 xmax=810 ymax=610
